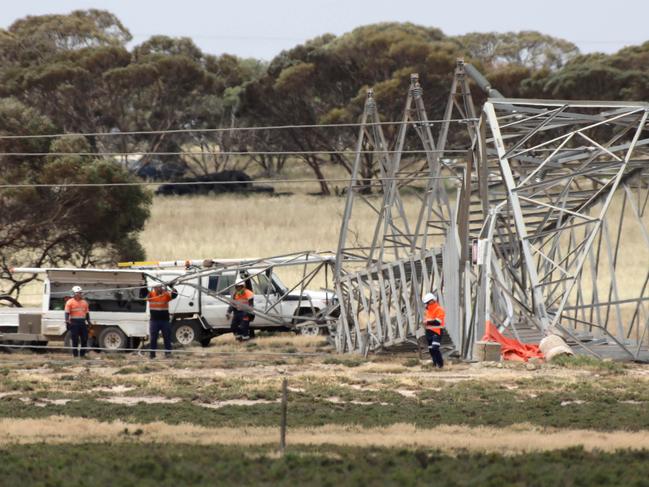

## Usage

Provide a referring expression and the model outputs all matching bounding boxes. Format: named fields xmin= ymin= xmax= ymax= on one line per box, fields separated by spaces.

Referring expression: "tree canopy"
xmin=0 ymin=10 xmax=261 ymax=295
xmin=1 ymin=10 xmax=648 ymax=295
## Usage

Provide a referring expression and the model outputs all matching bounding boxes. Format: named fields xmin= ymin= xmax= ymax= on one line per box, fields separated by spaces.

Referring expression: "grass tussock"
xmin=323 ymin=356 xmax=364 ymax=367
xmin=552 ymin=355 xmax=626 ymax=374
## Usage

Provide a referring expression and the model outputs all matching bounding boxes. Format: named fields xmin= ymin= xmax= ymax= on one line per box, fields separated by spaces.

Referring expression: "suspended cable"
xmin=0 ymin=118 xmax=479 ymax=141
xmin=0 ymin=149 xmax=468 ymax=157
xmin=0 ymin=175 xmax=461 ymax=189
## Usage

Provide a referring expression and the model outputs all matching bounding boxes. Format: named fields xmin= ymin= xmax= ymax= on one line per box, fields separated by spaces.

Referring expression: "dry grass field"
xmin=139 ymin=187 xmax=648 ymax=289
xmin=139 ymin=191 xmax=429 ymax=290
xmin=141 ymin=193 xmax=348 ymax=260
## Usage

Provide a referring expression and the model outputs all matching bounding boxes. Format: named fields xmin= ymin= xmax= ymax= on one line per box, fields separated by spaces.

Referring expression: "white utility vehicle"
xmin=0 ymin=265 xmax=334 ymax=350
xmin=0 ymin=268 xmax=149 ymax=350
xmin=150 ymin=266 xmax=334 ymax=346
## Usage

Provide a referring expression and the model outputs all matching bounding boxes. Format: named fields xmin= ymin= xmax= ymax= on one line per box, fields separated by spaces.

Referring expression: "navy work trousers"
xmin=150 ymin=319 xmax=172 ymax=358
xmin=230 ymin=311 xmax=250 ymax=339
xmin=69 ymin=319 xmax=88 ymax=357
xmin=425 ymin=328 xmax=444 ymax=368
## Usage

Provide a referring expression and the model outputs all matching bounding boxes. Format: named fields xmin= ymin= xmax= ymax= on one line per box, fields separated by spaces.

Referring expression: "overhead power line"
xmin=0 ymin=149 xmax=468 ymax=157
xmin=0 ymin=175 xmax=460 ymax=189
xmin=0 ymin=118 xmax=478 ymax=141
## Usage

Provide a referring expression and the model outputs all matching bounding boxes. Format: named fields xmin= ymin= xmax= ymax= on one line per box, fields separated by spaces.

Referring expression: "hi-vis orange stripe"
xmin=148 ymin=290 xmax=172 ymax=310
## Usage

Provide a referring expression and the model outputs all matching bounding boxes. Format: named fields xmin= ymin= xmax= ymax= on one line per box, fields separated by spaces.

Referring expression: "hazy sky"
xmin=2 ymin=0 xmax=648 ymax=60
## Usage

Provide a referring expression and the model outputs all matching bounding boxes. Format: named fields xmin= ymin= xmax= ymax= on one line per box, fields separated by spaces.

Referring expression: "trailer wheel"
xmin=172 ymin=321 xmax=198 ymax=346
xmin=98 ymin=327 xmax=128 ymax=351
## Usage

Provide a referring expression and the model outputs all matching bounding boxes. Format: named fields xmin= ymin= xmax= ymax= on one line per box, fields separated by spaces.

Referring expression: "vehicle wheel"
xmin=298 ymin=321 xmax=322 ymax=336
xmin=98 ymin=327 xmax=128 ymax=351
xmin=199 ymin=336 xmax=212 ymax=347
xmin=172 ymin=321 xmax=199 ymax=346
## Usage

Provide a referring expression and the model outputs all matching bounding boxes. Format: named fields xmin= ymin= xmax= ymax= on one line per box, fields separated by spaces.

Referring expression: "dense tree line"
xmin=1 ymin=9 xmax=648 ymax=295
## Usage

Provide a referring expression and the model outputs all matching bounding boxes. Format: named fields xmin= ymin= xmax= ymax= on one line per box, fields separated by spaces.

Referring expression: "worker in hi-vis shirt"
xmin=423 ymin=292 xmax=446 ymax=369
xmin=64 ymin=286 xmax=92 ymax=358
xmin=226 ymin=278 xmax=255 ymax=341
xmin=147 ymin=283 xmax=178 ymax=358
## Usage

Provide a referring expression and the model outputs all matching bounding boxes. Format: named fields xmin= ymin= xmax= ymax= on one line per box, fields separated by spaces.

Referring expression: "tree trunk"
xmin=305 ymin=156 xmax=330 ymax=195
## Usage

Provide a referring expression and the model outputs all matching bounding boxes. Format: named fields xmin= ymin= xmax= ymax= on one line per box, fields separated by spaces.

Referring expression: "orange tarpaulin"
xmin=481 ymin=321 xmax=544 ymax=362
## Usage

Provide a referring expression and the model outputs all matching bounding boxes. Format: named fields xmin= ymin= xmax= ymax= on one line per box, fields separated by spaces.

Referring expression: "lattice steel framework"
xmin=333 ymin=60 xmax=649 ymax=361
xmin=478 ymin=99 xmax=649 ymax=360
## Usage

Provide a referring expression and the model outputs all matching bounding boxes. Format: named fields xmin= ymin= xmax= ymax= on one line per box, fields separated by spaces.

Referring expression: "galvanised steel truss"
xmin=333 ymin=60 xmax=649 ymax=361
xmin=477 ymin=98 xmax=649 ymax=361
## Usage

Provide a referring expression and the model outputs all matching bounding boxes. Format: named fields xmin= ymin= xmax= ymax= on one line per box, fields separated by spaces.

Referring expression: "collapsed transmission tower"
xmin=333 ymin=60 xmax=649 ymax=361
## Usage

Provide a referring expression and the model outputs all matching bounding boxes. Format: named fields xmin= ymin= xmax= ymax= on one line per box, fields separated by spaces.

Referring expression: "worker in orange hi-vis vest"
xmin=147 ymin=283 xmax=178 ymax=358
xmin=64 ymin=286 xmax=92 ymax=358
xmin=423 ymin=292 xmax=446 ymax=369
xmin=226 ymin=278 xmax=255 ymax=341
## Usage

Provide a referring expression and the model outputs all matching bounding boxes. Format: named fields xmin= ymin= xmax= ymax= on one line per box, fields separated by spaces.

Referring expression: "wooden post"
xmin=279 ymin=377 xmax=288 ymax=455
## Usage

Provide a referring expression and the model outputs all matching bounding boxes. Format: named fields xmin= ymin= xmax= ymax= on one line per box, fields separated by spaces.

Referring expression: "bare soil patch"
xmin=100 ymin=396 xmax=182 ymax=406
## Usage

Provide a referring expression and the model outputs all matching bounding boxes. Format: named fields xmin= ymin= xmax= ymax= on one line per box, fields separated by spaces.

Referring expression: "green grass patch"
xmin=553 ymin=355 xmax=627 ymax=374
xmin=0 ymin=444 xmax=648 ymax=486
xmin=323 ymin=356 xmax=363 ymax=367
xmin=2 ymin=367 xmax=648 ymax=431
xmin=1 ymin=378 xmax=649 ymax=431
xmin=402 ymin=358 xmax=421 ymax=367
xmin=114 ymin=364 xmax=158 ymax=375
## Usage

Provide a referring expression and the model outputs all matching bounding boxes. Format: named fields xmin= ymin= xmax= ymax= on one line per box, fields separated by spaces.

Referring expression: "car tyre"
xmin=172 ymin=321 xmax=199 ymax=346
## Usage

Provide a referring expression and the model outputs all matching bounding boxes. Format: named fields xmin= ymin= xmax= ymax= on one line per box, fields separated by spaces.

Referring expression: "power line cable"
xmin=0 ymin=146 xmax=610 ymax=158
xmin=0 ymin=149 xmax=468 ymax=157
xmin=0 ymin=175 xmax=460 ymax=189
xmin=0 ymin=118 xmax=478 ymax=141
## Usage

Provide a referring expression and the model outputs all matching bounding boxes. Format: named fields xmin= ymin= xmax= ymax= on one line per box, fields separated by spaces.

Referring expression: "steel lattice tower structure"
xmin=333 ymin=60 xmax=649 ymax=361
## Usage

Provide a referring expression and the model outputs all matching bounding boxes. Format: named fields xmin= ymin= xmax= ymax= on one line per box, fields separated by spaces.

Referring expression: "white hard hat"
xmin=72 ymin=286 xmax=83 ymax=293
xmin=234 ymin=280 xmax=245 ymax=287
xmin=422 ymin=292 xmax=436 ymax=303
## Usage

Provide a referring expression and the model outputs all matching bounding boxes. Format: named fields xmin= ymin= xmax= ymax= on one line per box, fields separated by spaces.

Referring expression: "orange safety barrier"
xmin=481 ymin=321 xmax=544 ymax=362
